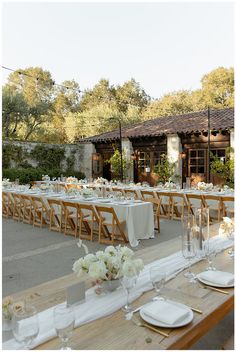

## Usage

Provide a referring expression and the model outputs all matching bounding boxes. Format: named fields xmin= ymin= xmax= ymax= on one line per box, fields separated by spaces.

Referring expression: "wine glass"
xmin=12 ymin=304 xmax=39 ymax=349
xmin=204 ymin=240 xmax=217 ymax=271
xmin=149 ymin=266 xmax=166 ymax=300
xmin=53 ymin=304 xmax=75 ymax=350
xmin=182 ymin=214 xmax=197 ymax=283
xmin=121 ymin=274 xmax=138 ymax=313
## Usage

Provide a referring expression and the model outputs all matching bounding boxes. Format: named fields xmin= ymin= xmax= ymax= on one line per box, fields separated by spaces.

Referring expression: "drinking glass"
xmin=192 ymin=208 xmax=209 ymax=259
xmin=149 ymin=266 xmax=166 ymax=300
xmin=227 ymin=230 xmax=234 ymax=258
xmin=12 ymin=304 xmax=39 ymax=349
xmin=53 ymin=304 xmax=75 ymax=350
xmin=121 ymin=275 xmax=138 ymax=313
xmin=182 ymin=214 xmax=197 ymax=282
xmin=204 ymin=241 xmax=217 ymax=270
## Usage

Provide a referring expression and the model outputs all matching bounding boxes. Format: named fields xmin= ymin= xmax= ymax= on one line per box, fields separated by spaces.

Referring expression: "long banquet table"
xmin=4 ymin=189 xmax=155 ymax=247
xmin=3 ymin=223 xmax=234 ymax=350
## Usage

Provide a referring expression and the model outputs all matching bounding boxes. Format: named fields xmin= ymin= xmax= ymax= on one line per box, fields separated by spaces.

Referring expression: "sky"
xmin=2 ymin=1 xmax=234 ymax=99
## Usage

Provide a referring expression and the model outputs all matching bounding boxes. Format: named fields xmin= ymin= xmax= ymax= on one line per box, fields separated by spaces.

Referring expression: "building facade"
xmin=80 ymin=108 xmax=234 ymax=185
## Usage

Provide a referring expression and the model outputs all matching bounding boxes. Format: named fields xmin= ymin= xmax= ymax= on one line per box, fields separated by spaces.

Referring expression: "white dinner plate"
xmin=133 ymin=200 xmax=143 ymax=203
xmin=197 ymin=274 xmax=234 ymax=288
xmin=140 ymin=300 xmax=193 ymax=328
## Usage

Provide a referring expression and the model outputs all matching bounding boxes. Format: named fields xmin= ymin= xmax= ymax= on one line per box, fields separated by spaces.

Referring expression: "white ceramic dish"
xmin=197 ymin=274 xmax=234 ymax=288
xmin=140 ymin=300 xmax=193 ymax=328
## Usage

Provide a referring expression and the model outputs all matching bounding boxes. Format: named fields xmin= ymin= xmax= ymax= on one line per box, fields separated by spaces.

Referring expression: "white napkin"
xmin=142 ymin=300 xmax=189 ymax=325
xmin=198 ymin=270 xmax=234 ymax=286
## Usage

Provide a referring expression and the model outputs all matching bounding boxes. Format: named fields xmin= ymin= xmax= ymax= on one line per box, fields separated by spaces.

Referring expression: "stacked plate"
xmin=139 ymin=300 xmax=193 ymax=328
xmin=197 ymin=270 xmax=234 ymax=288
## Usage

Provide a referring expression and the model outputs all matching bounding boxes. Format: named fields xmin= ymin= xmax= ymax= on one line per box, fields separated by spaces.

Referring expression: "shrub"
xmin=2 ymin=168 xmax=85 ymax=184
xmin=154 ymin=154 xmax=176 ymax=183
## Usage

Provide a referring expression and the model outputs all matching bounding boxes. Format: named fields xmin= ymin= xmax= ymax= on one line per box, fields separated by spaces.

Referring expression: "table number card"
xmin=66 ymin=281 xmax=86 ymax=306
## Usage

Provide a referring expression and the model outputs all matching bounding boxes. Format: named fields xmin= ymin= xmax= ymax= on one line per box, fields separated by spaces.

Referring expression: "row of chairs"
xmin=109 ymin=188 xmax=234 ymax=221
xmin=2 ymin=192 xmax=128 ymax=245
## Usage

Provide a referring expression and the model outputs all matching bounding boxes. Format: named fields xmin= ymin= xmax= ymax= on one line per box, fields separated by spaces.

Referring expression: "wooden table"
xmin=4 ymin=224 xmax=234 ymax=350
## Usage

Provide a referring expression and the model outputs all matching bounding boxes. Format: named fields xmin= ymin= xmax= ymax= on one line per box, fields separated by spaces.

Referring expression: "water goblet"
xmin=204 ymin=241 xmax=217 ymax=271
xmin=149 ymin=266 xmax=166 ymax=300
xmin=182 ymin=214 xmax=197 ymax=283
xmin=12 ymin=304 xmax=39 ymax=349
xmin=53 ymin=304 xmax=75 ymax=350
xmin=121 ymin=274 xmax=138 ymax=313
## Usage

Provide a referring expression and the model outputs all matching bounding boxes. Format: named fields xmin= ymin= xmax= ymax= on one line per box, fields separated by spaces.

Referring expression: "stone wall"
xmin=2 ymin=140 xmax=95 ymax=179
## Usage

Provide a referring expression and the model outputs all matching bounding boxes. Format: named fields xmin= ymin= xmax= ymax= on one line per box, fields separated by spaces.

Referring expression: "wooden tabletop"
xmin=5 ymin=223 xmax=234 ymax=350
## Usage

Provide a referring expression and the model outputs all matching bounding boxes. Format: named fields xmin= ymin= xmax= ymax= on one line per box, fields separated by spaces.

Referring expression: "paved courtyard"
xmin=2 ymin=217 xmax=234 ymax=350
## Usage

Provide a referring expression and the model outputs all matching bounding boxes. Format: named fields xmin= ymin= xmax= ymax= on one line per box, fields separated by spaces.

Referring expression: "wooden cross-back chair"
xmin=123 ymin=188 xmax=139 ymax=199
xmin=202 ymin=194 xmax=222 ymax=222
xmin=95 ymin=206 xmax=128 ymax=245
xmin=12 ymin=193 xmax=24 ymax=221
xmin=169 ymin=192 xmax=188 ymax=220
xmin=112 ymin=187 xmax=125 ymax=195
xmin=62 ymin=201 xmax=80 ymax=237
xmin=155 ymin=191 xmax=172 ymax=219
xmin=48 ymin=198 xmax=64 ymax=232
xmin=2 ymin=192 xmax=13 ymax=218
xmin=78 ymin=203 xmax=103 ymax=241
xmin=20 ymin=194 xmax=33 ymax=224
xmin=140 ymin=190 xmax=157 ymax=201
xmin=185 ymin=193 xmax=206 ymax=215
xmin=31 ymin=195 xmax=49 ymax=227
xmin=221 ymin=196 xmax=234 ymax=218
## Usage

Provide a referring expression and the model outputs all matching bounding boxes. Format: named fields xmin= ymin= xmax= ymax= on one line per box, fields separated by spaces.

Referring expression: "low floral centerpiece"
xmin=73 ymin=245 xmax=144 ymax=294
xmin=2 ymin=297 xmax=24 ymax=331
xmin=164 ymin=181 xmax=177 ymax=189
xmin=40 ymin=183 xmax=51 ymax=192
xmin=80 ymin=188 xmax=94 ymax=199
xmin=42 ymin=175 xmax=50 ymax=181
xmin=197 ymin=182 xmax=213 ymax=191
xmin=219 ymin=217 xmax=234 ymax=238
xmin=94 ymin=177 xmax=108 ymax=185
xmin=2 ymin=178 xmax=11 ymax=189
xmin=66 ymin=187 xmax=78 ymax=197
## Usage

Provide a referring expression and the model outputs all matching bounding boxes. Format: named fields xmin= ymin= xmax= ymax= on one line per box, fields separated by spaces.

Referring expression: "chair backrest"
xmin=185 ymin=193 xmax=205 ymax=211
xmin=112 ymin=187 xmax=124 ymax=194
xmin=62 ymin=201 xmax=79 ymax=212
xmin=48 ymin=198 xmax=63 ymax=214
xmin=156 ymin=191 xmax=172 ymax=204
xmin=140 ymin=190 xmax=157 ymax=200
xmin=203 ymin=194 xmax=221 ymax=206
xmin=221 ymin=196 xmax=234 ymax=209
xmin=78 ymin=203 xmax=100 ymax=223
xmin=123 ymin=189 xmax=139 ymax=199
xmin=31 ymin=195 xmax=48 ymax=211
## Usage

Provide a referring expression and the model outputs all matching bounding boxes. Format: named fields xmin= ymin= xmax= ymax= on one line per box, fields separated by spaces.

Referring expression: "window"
xmin=189 ymin=149 xmax=206 ymax=174
xmin=210 ymin=149 xmax=226 ymax=164
xmin=153 ymin=151 xmax=166 ymax=169
xmin=138 ymin=152 xmax=151 ymax=173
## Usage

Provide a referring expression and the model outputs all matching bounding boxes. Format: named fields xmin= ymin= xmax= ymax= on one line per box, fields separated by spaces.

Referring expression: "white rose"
xmin=105 ymin=246 xmax=117 ymax=256
xmin=88 ymin=261 xmax=107 ymax=280
xmin=96 ymin=251 xmax=108 ymax=262
xmin=122 ymin=260 xmax=137 ymax=278
xmin=223 ymin=217 xmax=233 ymax=224
xmin=120 ymin=246 xmax=134 ymax=259
xmin=72 ymin=258 xmax=86 ymax=276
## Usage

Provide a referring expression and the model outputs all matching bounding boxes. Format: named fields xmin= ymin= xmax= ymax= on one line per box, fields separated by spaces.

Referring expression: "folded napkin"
xmin=142 ymin=300 xmax=189 ymax=325
xmin=198 ymin=271 xmax=234 ymax=286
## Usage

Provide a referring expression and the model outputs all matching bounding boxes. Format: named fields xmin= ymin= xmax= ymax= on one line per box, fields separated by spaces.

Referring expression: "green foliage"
xmin=154 ymin=154 xmax=176 ymax=183
xmin=107 ymin=148 xmax=132 ymax=180
xmin=2 ymin=168 xmax=85 ymax=185
xmin=2 ymin=66 xmax=234 ymax=143
xmin=2 ymin=144 xmax=27 ymax=168
xmin=210 ymin=147 xmax=234 ymax=186
xmin=31 ymin=144 xmax=65 ymax=169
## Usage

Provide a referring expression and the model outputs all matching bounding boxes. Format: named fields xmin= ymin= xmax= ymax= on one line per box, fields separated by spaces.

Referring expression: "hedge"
xmin=3 ymin=168 xmax=85 ymax=185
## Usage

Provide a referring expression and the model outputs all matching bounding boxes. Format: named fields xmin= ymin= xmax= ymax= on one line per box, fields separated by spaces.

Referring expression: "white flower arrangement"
xmin=42 ymin=175 xmax=50 ymax=181
xmin=2 ymin=178 xmax=11 ymax=188
xmin=197 ymin=182 xmax=213 ymax=191
xmin=66 ymin=177 xmax=78 ymax=183
xmin=114 ymin=191 xmax=125 ymax=200
xmin=40 ymin=183 xmax=51 ymax=191
xmin=72 ymin=245 xmax=144 ymax=282
xmin=219 ymin=217 xmax=234 ymax=238
xmin=164 ymin=181 xmax=177 ymax=189
xmin=81 ymin=188 xmax=94 ymax=198
xmin=78 ymin=179 xmax=87 ymax=184
xmin=94 ymin=177 xmax=108 ymax=185
xmin=67 ymin=187 xmax=78 ymax=195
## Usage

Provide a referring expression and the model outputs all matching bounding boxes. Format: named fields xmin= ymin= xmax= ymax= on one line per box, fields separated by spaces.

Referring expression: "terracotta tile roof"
xmin=82 ymin=108 xmax=234 ymax=142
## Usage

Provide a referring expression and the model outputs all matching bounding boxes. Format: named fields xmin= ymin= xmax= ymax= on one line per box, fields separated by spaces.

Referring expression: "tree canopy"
xmin=2 ymin=66 xmax=234 ymax=143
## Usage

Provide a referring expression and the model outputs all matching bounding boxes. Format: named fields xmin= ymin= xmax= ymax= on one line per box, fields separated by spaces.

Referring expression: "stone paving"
xmin=2 ymin=217 xmax=234 ymax=349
